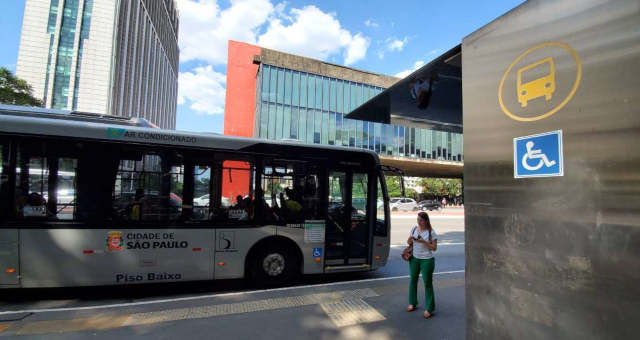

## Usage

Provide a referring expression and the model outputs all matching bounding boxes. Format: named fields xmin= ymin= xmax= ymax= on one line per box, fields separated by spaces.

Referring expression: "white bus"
xmin=0 ymin=105 xmax=390 ymax=288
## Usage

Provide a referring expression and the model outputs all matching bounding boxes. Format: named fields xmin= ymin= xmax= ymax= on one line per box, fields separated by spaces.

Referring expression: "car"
xmin=416 ymin=199 xmax=441 ymax=211
xmin=193 ymin=194 xmax=210 ymax=207
xmin=389 ymin=197 xmax=417 ymax=211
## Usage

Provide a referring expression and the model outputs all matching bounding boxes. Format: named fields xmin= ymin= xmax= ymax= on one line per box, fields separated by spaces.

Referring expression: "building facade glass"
xmin=16 ymin=0 xmax=179 ymax=129
xmin=257 ymin=64 xmax=463 ymax=162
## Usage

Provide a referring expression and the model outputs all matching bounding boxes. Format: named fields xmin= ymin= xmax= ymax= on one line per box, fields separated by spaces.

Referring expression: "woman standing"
xmin=406 ymin=211 xmax=438 ymax=318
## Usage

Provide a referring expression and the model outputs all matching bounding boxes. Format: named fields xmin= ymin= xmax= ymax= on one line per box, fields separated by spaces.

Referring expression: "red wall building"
xmin=222 ymin=41 xmax=261 ymax=201
xmin=223 ymin=40 xmax=261 ymax=137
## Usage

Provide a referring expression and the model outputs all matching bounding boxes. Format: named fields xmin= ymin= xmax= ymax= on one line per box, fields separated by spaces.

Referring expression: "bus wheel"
xmin=251 ymin=243 xmax=299 ymax=287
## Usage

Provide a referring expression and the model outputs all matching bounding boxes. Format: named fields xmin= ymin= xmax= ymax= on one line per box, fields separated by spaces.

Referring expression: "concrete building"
xmin=16 ymin=0 xmax=179 ymax=129
xmin=223 ymin=41 xmax=463 ymax=177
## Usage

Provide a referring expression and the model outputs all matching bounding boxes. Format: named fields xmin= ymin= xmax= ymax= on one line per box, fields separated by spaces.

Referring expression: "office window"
xmin=348 ymin=119 xmax=355 ymax=147
xmin=307 ymin=74 xmax=315 ymax=109
xmin=415 ymin=128 xmax=422 ymax=158
xmin=276 ymin=104 xmax=284 ymax=140
xmin=269 ymin=66 xmax=277 ymax=103
xmin=292 ymin=71 xmax=300 ymax=107
xmin=336 ymin=113 xmax=343 ymax=146
xmin=321 ymin=111 xmax=329 ymax=145
xmin=329 ymin=112 xmax=336 ymax=145
xmin=299 ymin=108 xmax=307 ymax=143
xmin=284 ymin=69 xmax=292 ymax=105
xmin=315 ymin=76 xmax=323 ymax=110
xmin=330 ymin=78 xmax=337 ymax=112
xmin=337 ymin=80 xmax=344 ymax=114
xmin=375 ymin=123 xmax=382 ymax=152
xmin=261 ymin=65 xmax=270 ymax=102
xmin=343 ymin=81 xmax=351 ymax=114
xmin=283 ymin=106 xmax=291 ymax=139
xmin=350 ymin=83 xmax=357 ymax=113
xmin=259 ymin=102 xmax=268 ymax=138
xmin=306 ymin=109 xmax=314 ymax=144
xmin=291 ymin=107 xmax=299 ymax=140
xmin=276 ymin=68 xmax=285 ymax=104
xmin=314 ymin=110 xmax=322 ymax=144
xmin=362 ymin=121 xmax=369 ymax=150
xmin=405 ymin=128 xmax=410 ymax=157
xmin=300 ymin=73 xmax=307 ymax=107
xmin=398 ymin=126 xmax=404 ymax=155
xmin=268 ymin=103 xmax=276 ymax=139
xmin=322 ymin=77 xmax=329 ymax=111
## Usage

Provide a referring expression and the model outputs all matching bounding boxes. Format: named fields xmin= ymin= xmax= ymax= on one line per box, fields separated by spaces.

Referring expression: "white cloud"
xmin=257 ymin=5 xmax=369 ymax=65
xmin=364 ymin=19 xmax=379 ymax=27
xmin=178 ymin=65 xmax=227 ymax=114
xmin=377 ymin=36 xmax=409 ymax=60
xmin=177 ymin=0 xmax=275 ymax=64
xmin=387 ymin=37 xmax=408 ymax=52
xmin=394 ymin=60 xmax=425 ymax=78
xmin=175 ymin=1 xmax=371 ymax=119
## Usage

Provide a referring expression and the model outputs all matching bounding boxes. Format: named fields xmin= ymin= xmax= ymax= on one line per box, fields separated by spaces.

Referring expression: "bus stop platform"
xmin=0 ymin=271 xmax=465 ymax=339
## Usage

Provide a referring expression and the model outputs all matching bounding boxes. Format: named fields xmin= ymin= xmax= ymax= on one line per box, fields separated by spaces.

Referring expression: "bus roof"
xmin=0 ymin=104 xmax=380 ymax=163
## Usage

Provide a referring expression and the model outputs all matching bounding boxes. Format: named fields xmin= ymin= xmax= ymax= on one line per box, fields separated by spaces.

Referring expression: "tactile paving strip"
xmin=320 ymin=298 xmax=386 ymax=327
xmin=123 ymin=288 xmax=379 ymax=326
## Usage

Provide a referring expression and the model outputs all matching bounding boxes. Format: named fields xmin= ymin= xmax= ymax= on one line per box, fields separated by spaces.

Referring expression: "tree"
xmin=419 ymin=178 xmax=462 ymax=198
xmin=0 ymin=67 xmax=43 ymax=107
xmin=385 ymin=176 xmax=404 ymax=197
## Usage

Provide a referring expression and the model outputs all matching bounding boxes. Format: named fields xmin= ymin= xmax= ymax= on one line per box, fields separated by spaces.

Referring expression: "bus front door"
xmin=325 ymin=171 xmax=370 ymax=270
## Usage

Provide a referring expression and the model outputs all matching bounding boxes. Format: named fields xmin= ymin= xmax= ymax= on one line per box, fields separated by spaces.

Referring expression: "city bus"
xmin=0 ymin=104 xmax=390 ymax=288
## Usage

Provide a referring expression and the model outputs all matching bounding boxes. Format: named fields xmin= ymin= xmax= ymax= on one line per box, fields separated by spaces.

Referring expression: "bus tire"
xmin=249 ymin=241 xmax=300 ymax=287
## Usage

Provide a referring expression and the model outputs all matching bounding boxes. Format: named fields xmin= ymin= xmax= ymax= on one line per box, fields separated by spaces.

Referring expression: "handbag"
xmin=401 ymin=245 xmax=413 ymax=261
xmin=401 ymin=226 xmax=417 ymax=261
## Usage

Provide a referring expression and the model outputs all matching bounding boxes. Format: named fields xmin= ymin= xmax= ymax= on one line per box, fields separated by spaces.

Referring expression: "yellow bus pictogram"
xmin=517 ymin=57 xmax=555 ymax=108
xmin=499 ymin=42 xmax=582 ymax=122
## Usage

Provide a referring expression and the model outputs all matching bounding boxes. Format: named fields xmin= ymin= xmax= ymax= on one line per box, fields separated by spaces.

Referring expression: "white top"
xmin=411 ymin=227 xmax=438 ymax=259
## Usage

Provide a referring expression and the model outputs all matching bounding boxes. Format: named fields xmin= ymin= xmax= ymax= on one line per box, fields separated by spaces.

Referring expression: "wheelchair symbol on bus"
xmin=514 ymin=130 xmax=563 ymax=178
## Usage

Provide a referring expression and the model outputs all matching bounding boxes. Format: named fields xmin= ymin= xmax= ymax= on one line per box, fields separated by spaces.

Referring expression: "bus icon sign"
xmin=517 ymin=57 xmax=555 ymax=108
xmin=514 ymin=130 xmax=563 ymax=178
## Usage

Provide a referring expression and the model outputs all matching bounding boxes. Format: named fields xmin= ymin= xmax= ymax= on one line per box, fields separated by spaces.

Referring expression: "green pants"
xmin=408 ymin=257 xmax=435 ymax=312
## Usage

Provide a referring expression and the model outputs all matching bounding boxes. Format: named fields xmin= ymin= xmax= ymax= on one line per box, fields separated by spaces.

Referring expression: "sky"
xmin=0 ymin=0 xmax=524 ymax=133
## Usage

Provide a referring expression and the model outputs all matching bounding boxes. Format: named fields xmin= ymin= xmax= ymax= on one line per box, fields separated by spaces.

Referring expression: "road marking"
xmin=0 ymin=270 xmax=464 ymax=316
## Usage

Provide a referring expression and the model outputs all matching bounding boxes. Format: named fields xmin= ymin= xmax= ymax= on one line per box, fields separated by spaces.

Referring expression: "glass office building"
xmin=16 ymin=0 xmax=179 ymax=129
xmin=256 ymin=64 xmax=463 ymax=162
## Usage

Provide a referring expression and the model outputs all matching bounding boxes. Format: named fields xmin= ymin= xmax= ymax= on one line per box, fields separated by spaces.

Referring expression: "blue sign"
xmin=312 ymin=247 xmax=323 ymax=258
xmin=514 ymin=130 xmax=563 ymax=178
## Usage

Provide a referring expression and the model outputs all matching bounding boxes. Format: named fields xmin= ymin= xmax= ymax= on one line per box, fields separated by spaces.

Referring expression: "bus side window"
xmin=0 ymin=142 xmax=9 ymax=220
xmin=214 ymin=160 xmax=254 ymax=223
xmin=112 ymin=152 xmax=184 ymax=222
xmin=192 ymin=165 xmax=211 ymax=221
xmin=259 ymin=161 xmax=321 ymax=225
xmin=14 ymin=142 xmax=78 ymax=220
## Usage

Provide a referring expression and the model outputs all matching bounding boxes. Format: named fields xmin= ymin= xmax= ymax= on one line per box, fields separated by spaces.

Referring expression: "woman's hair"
xmin=417 ymin=211 xmax=433 ymax=241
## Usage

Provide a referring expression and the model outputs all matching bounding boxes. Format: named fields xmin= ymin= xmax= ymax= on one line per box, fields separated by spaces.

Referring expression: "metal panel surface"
xmin=463 ymin=0 xmax=640 ymax=339
xmin=20 ymin=229 xmax=214 ymax=287
xmin=0 ymin=229 xmax=19 ymax=286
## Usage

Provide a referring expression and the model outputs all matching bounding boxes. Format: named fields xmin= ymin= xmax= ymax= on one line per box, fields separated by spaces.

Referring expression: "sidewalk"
xmin=0 ymin=272 xmax=465 ymax=339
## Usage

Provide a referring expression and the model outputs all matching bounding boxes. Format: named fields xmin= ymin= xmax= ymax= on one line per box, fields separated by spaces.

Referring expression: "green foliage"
xmin=385 ymin=176 xmax=404 ymax=198
xmin=419 ymin=178 xmax=462 ymax=197
xmin=0 ymin=67 xmax=43 ymax=107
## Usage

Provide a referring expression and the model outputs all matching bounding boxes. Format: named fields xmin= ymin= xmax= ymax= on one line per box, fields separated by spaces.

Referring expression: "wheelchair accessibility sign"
xmin=312 ymin=247 xmax=323 ymax=258
xmin=514 ymin=130 xmax=563 ymax=178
